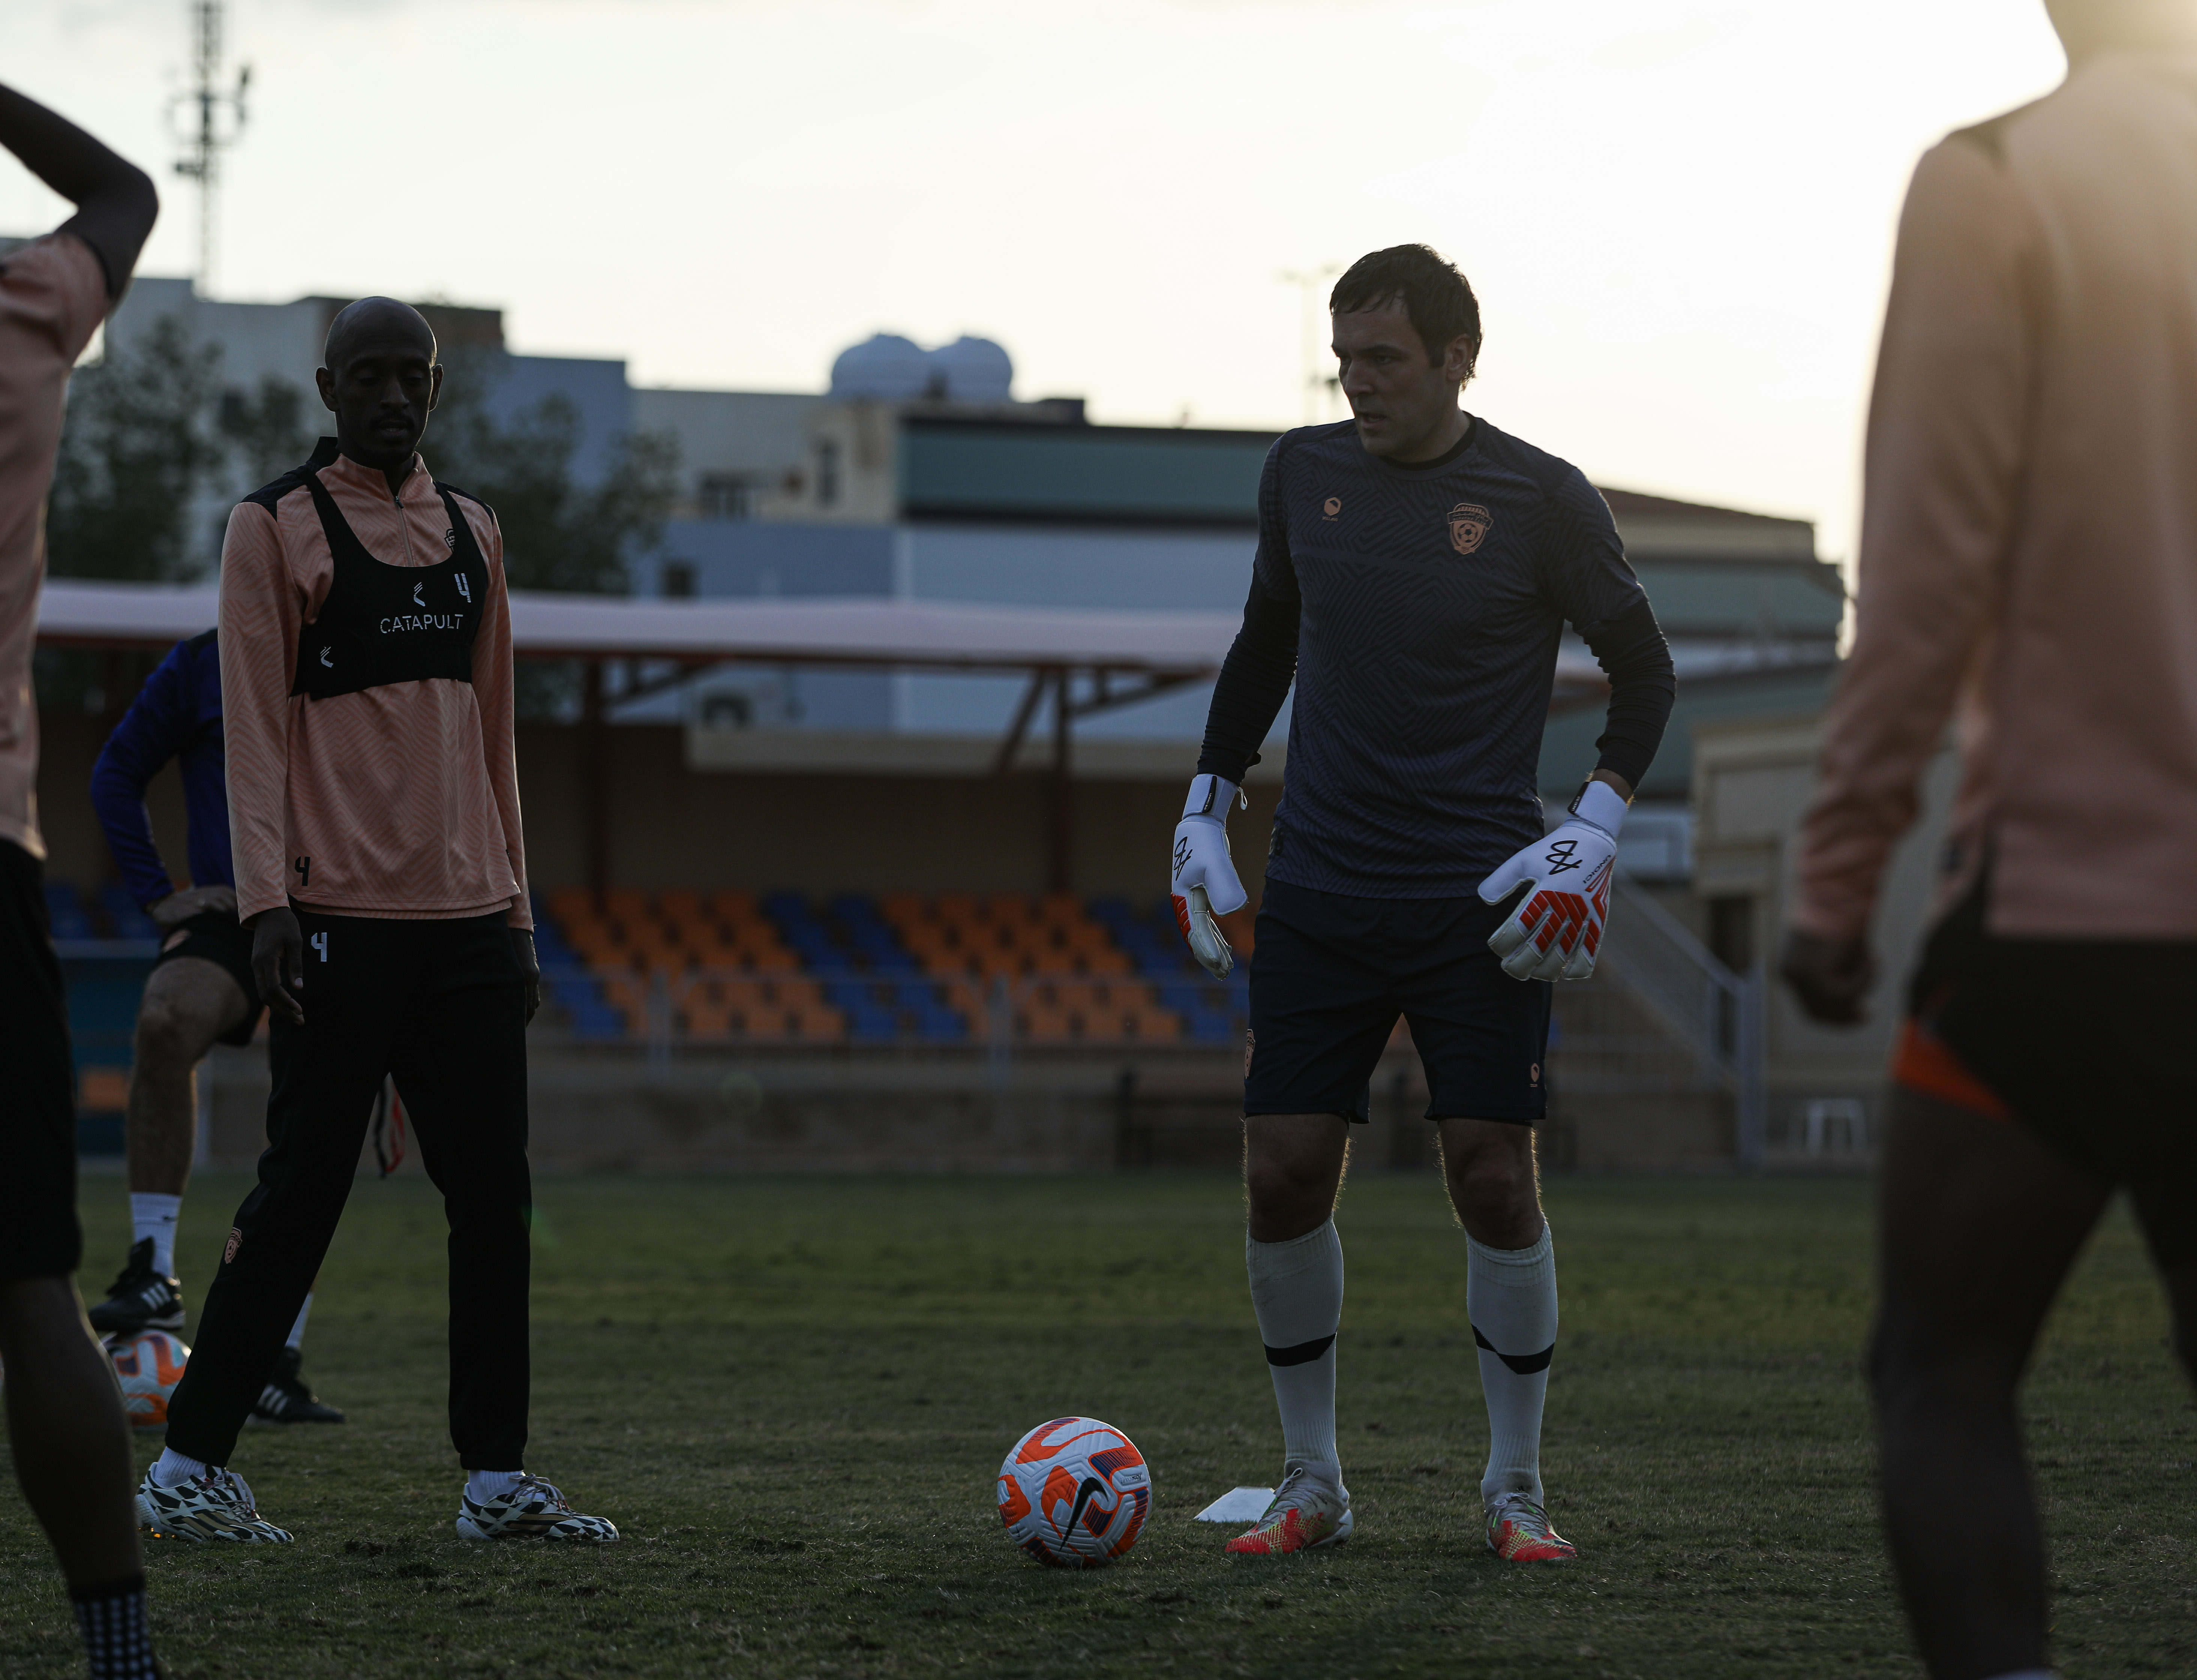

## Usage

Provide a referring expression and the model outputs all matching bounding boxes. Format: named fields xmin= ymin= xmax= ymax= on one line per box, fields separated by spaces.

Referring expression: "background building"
xmin=35 ymin=272 xmax=1852 ymax=1174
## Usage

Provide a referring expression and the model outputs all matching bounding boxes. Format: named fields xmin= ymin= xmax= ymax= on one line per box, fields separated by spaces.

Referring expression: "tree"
xmin=218 ymin=374 xmax=317 ymax=492
xmin=426 ymin=347 xmax=679 ymax=597
xmin=45 ymin=314 xmax=224 ymax=583
xmin=424 ymin=348 xmax=679 ymax=718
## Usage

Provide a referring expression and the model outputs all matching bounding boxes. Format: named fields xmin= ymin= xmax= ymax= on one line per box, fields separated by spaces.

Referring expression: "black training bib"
xmin=290 ymin=470 xmax=489 ymax=702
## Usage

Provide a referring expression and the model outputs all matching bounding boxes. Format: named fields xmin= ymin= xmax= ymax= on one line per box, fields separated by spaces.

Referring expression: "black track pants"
xmin=0 ymin=840 xmax=81 ymax=1281
xmin=165 ymin=910 xmax=531 ymax=1469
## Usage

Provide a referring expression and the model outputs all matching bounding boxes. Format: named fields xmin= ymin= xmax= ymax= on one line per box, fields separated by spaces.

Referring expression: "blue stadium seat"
xmin=45 ymin=882 xmax=94 ymax=941
xmin=98 ymin=883 xmax=156 ymax=940
xmin=551 ymin=972 xmax=625 ymax=1041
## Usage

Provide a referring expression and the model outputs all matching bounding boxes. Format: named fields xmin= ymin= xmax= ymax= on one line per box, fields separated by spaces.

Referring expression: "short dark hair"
xmin=1329 ymin=245 xmax=1481 ymax=378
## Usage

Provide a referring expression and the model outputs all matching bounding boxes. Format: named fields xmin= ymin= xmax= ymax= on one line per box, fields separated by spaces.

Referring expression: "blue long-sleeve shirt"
xmin=90 ymin=629 xmax=233 ymax=909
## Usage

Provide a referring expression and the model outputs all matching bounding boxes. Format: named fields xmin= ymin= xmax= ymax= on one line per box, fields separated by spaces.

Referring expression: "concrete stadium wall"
xmin=35 ymin=714 xmax=1275 ymax=905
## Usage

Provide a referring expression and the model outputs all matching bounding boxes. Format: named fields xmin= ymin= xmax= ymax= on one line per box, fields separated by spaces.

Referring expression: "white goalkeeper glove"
xmin=1170 ymin=773 xmax=1249 ymax=978
xmin=1478 ymin=778 xmax=1627 ymax=982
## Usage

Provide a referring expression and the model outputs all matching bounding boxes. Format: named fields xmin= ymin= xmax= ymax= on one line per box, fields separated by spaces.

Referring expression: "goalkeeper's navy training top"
xmin=1197 ymin=414 xmax=1674 ymax=900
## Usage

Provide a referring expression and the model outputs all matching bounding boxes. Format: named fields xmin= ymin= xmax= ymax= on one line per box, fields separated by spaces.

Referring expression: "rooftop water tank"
xmin=929 ymin=336 xmax=1014 ymax=405
xmin=829 ymin=333 xmax=931 ymax=402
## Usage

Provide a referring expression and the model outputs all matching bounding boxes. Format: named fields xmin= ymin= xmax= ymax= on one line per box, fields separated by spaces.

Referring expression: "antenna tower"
xmin=1278 ymin=265 xmax=1342 ymax=423
xmin=171 ymin=0 xmax=249 ymax=294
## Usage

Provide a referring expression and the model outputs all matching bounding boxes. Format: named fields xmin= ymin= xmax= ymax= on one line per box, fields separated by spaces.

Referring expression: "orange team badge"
xmin=1448 ymin=503 xmax=1493 ymax=555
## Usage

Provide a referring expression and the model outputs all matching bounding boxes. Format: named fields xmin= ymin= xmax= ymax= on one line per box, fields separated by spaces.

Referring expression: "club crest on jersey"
xmin=1448 ymin=502 xmax=1492 ymax=555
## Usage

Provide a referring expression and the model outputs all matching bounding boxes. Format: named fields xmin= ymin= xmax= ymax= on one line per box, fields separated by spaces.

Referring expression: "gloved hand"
xmin=1170 ymin=772 xmax=1249 ymax=978
xmin=1478 ymin=779 xmax=1627 ymax=982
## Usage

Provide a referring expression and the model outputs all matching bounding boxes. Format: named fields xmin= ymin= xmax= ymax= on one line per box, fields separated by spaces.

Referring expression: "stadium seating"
xmin=530 ymin=887 xmax=1249 ymax=1050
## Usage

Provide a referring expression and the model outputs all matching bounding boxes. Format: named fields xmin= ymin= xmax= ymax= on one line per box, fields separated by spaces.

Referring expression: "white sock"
xmin=1245 ymin=1219 xmax=1344 ymax=1481
xmin=150 ymin=1447 xmax=211 ymax=1488
xmin=286 ymin=1293 xmax=312 ymax=1352
xmin=466 ymin=1470 xmax=525 ymax=1505
xmin=1469 ymin=1221 xmax=1558 ymax=1508
xmin=129 ymin=1194 xmax=182 ymax=1280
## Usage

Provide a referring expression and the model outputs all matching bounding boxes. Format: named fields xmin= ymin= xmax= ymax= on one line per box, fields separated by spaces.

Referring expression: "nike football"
xmin=997 ymin=1416 xmax=1150 ymax=1568
xmin=111 ymin=1329 xmax=190 ymax=1431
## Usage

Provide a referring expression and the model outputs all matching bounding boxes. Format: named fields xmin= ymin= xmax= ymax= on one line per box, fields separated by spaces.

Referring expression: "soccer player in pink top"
xmin=1783 ymin=4 xmax=2197 ymax=1676
xmin=138 ymin=298 xmax=616 ymax=1547
xmin=0 ymin=78 xmax=164 ymax=1680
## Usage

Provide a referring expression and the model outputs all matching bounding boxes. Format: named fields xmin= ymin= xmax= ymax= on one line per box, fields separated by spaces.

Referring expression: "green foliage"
xmin=45 ymin=314 xmax=224 ymax=583
xmin=3 ymin=1174 xmax=2186 ymax=1678
xmin=427 ymin=347 xmax=679 ymax=597
xmin=422 ymin=348 xmax=679 ymax=718
xmin=218 ymin=375 xmax=318 ymax=492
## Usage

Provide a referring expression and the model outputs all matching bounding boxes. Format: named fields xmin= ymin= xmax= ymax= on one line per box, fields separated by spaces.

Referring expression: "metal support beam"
xmin=991 ymin=667 xmax=1052 ymax=777
xmin=1065 ymin=668 xmax=1206 ymax=721
xmin=581 ymin=659 xmax=610 ymax=913
xmin=1048 ymin=668 xmax=1073 ymax=894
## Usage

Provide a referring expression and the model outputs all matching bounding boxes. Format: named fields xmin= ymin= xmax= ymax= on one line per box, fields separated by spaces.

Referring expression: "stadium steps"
xmin=1546 ymin=978 xmax=1735 ymax=1172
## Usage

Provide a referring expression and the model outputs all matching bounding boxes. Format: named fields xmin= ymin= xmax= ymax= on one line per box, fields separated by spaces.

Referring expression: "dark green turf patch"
xmin=0 ymin=1173 xmax=2188 ymax=1676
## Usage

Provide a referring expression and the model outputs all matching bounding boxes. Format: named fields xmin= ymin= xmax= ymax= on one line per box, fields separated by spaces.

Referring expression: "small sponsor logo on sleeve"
xmin=224 ymin=1227 xmax=243 ymax=1264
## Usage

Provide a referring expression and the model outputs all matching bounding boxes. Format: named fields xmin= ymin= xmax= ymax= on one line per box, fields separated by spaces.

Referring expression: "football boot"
xmin=88 ymin=1239 xmax=185 ymax=1338
xmin=137 ymin=1468 xmax=293 ymax=1544
xmin=250 ymin=1346 xmax=346 ymax=1425
xmin=1224 ymin=1463 xmax=1353 ymax=1556
xmin=455 ymin=1476 xmax=620 ymax=1543
xmin=1486 ymin=1493 xmax=1577 ymax=1562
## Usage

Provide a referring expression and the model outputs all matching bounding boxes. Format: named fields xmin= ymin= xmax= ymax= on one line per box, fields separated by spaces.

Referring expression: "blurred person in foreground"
xmin=0 ymin=80 xmax=164 ymax=1680
xmin=1781 ymin=4 xmax=2197 ymax=1677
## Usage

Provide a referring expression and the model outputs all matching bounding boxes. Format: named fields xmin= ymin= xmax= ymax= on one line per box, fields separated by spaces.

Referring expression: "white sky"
xmin=9 ymin=0 xmax=2070 ymax=563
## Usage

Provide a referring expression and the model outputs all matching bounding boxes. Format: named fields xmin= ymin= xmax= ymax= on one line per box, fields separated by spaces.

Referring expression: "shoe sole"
xmin=455 ymin=1515 xmax=620 ymax=1543
xmin=1225 ymin=1506 xmax=1354 ymax=1556
xmin=137 ymin=1494 xmax=293 ymax=1545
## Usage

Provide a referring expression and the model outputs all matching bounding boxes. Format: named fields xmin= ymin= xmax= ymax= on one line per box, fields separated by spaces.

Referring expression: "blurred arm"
xmin=1790 ymin=136 xmax=2034 ymax=944
xmin=0 ymin=81 xmax=156 ymax=300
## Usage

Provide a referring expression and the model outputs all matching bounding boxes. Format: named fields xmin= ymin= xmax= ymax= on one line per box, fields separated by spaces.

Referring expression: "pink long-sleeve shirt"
xmin=0 ymin=232 xmax=107 ymax=861
xmin=1794 ymin=50 xmax=2197 ymax=945
xmin=218 ymin=443 xmax=531 ymax=928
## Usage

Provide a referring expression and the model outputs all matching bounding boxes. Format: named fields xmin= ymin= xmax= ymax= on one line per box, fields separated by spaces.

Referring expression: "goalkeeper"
xmin=1171 ymin=244 xmax=1673 ymax=1562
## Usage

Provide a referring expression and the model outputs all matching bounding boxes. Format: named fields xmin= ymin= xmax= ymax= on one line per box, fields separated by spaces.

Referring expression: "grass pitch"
xmin=2 ymin=1169 xmax=2191 ymax=1678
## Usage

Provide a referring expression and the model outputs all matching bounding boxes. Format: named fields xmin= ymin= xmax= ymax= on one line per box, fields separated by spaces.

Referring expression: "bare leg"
xmin=1873 ymin=1088 xmax=2110 ymax=1680
xmin=0 ymin=1277 xmax=143 ymax=1586
xmin=125 ymin=957 xmax=248 ymax=1198
xmin=1437 ymin=1118 xmax=1543 ymax=1246
xmin=1243 ymin=1114 xmax=1351 ymax=1240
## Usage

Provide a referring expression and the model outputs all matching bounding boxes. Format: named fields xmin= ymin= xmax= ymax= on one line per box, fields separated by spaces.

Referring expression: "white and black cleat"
xmin=249 ymin=1346 xmax=346 ymax=1425
xmin=456 ymin=1475 xmax=619 ymax=1543
xmin=137 ymin=1467 xmax=293 ymax=1544
xmin=88 ymin=1239 xmax=185 ymax=1339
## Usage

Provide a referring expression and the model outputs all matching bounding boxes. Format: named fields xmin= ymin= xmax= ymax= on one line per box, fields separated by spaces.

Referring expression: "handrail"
xmin=1598 ymin=875 xmax=1768 ymax=1168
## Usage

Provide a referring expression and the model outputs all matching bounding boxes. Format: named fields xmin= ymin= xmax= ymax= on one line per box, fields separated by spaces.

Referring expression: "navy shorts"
xmin=1245 ymin=878 xmax=1551 ymax=1125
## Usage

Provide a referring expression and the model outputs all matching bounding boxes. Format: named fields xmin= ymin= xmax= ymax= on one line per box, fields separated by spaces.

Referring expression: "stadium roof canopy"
xmin=33 ymin=579 xmax=1252 ymax=675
